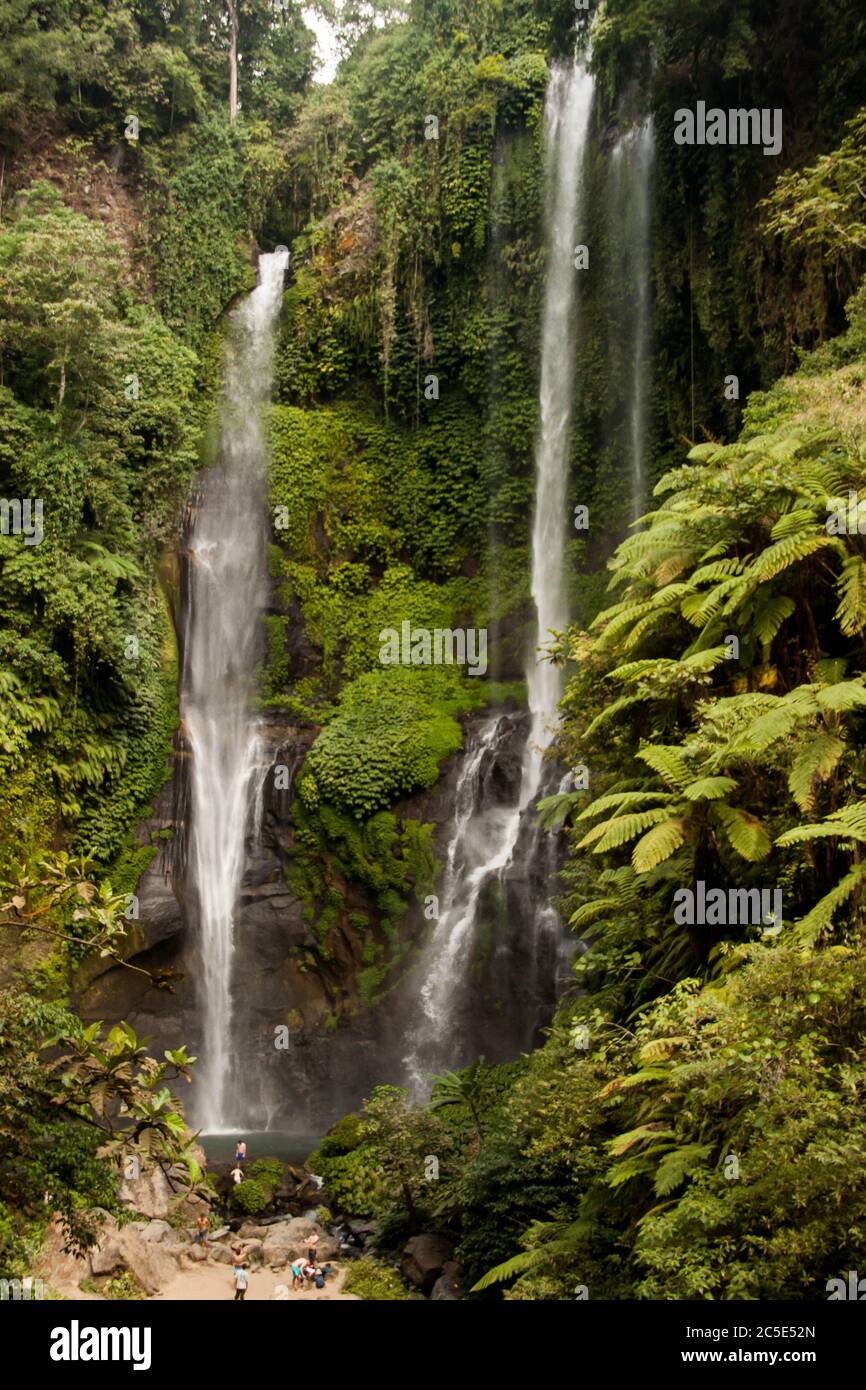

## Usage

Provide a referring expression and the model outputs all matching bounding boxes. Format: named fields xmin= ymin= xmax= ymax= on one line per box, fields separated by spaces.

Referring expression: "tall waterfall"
xmin=525 ymin=57 xmax=595 ymax=783
xmin=609 ymin=119 xmax=654 ymax=520
xmin=403 ymin=60 xmax=595 ymax=1093
xmin=183 ymin=250 xmax=288 ymax=1131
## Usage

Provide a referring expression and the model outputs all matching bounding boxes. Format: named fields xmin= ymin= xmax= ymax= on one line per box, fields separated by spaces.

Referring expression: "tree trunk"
xmin=401 ymin=1179 xmax=419 ymax=1232
xmin=228 ymin=0 xmax=239 ymax=124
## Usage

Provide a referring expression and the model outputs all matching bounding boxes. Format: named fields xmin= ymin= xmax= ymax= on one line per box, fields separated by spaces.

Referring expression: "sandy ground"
xmin=152 ymin=1261 xmax=360 ymax=1301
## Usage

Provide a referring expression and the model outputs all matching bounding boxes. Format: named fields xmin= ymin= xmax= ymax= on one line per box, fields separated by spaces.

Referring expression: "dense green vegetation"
xmin=307 ymin=16 xmax=866 ymax=1298
xmin=1 ymin=0 xmax=865 ymax=1301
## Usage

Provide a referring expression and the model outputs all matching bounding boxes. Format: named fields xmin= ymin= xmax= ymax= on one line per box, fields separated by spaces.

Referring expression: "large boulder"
xmin=140 ymin=1219 xmax=173 ymax=1245
xmin=402 ymin=1234 xmax=455 ymax=1296
xmin=238 ymin=1223 xmax=268 ymax=1240
xmin=88 ymin=1220 xmax=179 ymax=1294
xmin=262 ymin=1219 xmax=338 ymax=1267
xmin=431 ymin=1262 xmax=463 ymax=1301
xmin=117 ymin=1165 xmax=175 ymax=1219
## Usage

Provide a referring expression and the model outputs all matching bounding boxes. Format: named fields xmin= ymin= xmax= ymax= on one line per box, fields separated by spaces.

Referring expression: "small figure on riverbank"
xmin=195 ymin=1214 xmax=209 ymax=1246
xmin=233 ymin=1262 xmax=249 ymax=1301
xmin=235 ymin=1139 xmax=247 ymax=1165
xmin=290 ymin=1260 xmax=303 ymax=1291
xmin=230 ymin=1165 xmax=244 ymax=1186
xmin=307 ymin=1228 xmax=319 ymax=1263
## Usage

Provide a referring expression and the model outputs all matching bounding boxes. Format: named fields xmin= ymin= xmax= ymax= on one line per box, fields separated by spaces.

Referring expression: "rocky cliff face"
xmin=75 ymin=708 xmax=546 ymax=1132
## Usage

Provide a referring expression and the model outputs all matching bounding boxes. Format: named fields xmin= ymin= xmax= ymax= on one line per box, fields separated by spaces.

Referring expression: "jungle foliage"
xmin=2 ymin=0 xmax=866 ymax=1301
xmin=311 ymin=92 xmax=866 ymax=1300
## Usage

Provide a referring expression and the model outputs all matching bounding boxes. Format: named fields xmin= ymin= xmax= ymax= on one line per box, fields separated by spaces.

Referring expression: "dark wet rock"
xmin=402 ymin=1234 xmax=455 ymax=1295
xmin=431 ymin=1261 xmax=463 ymax=1300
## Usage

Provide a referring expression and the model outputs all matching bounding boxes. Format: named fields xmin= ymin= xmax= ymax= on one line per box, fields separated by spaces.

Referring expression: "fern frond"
xmin=713 ymin=804 xmax=772 ymax=861
xmin=632 ymin=818 xmax=687 ymax=872
xmin=787 ymin=732 xmax=845 ymax=812
xmin=637 ymin=744 xmax=692 ymax=791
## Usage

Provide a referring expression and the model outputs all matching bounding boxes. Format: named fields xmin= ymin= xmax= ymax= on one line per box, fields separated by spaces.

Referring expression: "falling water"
xmin=183 ymin=250 xmax=288 ymax=1131
xmin=403 ymin=60 xmax=595 ymax=1092
xmin=525 ymin=57 xmax=595 ymax=780
xmin=609 ymin=119 xmax=654 ymax=519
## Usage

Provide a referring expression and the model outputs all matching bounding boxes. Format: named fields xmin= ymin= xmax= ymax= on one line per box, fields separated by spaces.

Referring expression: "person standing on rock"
xmin=195 ymin=1214 xmax=209 ymax=1247
xmin=235 ymin=1139 xmax=247 ymax=1166
xmin=233 ymin=1262 xmax=249 ymax=1301
xmin=307 ymin=1228 xmax=319 ymax=1263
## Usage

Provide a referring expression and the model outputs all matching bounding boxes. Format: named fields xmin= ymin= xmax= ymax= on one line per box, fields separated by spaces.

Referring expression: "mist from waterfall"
xmin=402 ymin=59 xmax=595 ymax=1094
xmin=609 ymin=119 xmax=654 ymax=520
xmin=183 ymin=250 xmax=288 ymax=1131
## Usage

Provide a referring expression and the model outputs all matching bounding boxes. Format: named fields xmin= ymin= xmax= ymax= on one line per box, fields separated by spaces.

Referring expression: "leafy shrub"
xmin=104 ymin=1271 xmax=147 ymax=1301
xmin=317 ymin=1113 xmax=364 ymax=1158
xmin=232 ymin=1179 xmax=270 ymax=1215
xmin=249 ymin=1158 xmax=284 ymax=1190
xmin=306 ymin=1144 xmax=389 ymax=1217
xmin=342 ymin=1258 xmax=421 ymax=1301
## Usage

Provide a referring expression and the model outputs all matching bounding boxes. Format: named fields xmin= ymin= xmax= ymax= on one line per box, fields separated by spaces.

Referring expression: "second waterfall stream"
xmin=182 ymin=250 xmax=289 ymax=1132
xmin=403 ymin=57 xmax=595 ymax=1094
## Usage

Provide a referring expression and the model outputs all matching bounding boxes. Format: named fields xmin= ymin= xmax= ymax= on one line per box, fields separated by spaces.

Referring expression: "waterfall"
xmin=403 ymin=59 xmax=595 ymax=1093
xmin=525 ymin=57 xmax=594 ymax=782
xmin=183 ymin=250 xmax=288 ymax=1132
xmin=609 ymin=119 xmax=654 ymax=520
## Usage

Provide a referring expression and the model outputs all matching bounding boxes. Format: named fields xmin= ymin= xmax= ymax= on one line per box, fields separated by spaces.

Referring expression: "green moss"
xmin=300 ymin=668 xmax=468 ymax=817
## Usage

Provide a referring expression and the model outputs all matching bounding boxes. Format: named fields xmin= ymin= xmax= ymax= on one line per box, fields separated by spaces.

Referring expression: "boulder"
xmin=87 ymin=1239 xmax=124 ymax=1277
xmin=117 ymin=1166 xmax=174 ymax=1219
xmin=140 ymin=1219 xmax=173 ymax=1245
xmin=169 ymin=1192 xmax=210 ymax=1224
xmin=346 ymin=1218 xmax=379 ymax=1239
xmin=238 ymin=1223 xmax=268 ymax=1240
xmin=261 ymin=1219 xmax=340 ymax=1267
xmin=267 ymin=1226 xmax=340 ymax=1259
xmin=431 ymin=1262 xmax=463 ymax=1301
xmin=163 ymin=1242 xmax=192 ymax=1263
xmin=210 ymin=1245 xmax=236 ymax=1265
xmin=313 ymin=1235 xmax=340 ymax=1261
xmin=241 ymin=1239 xmax=265 ymax=1266
xmin=88 ymin=1223 xmax=179 ymax=1294
xmin=402 ymin=1234 xmax=455 ymax=1296
xmin=184 ymin=1244 xmax=207 ymax=1263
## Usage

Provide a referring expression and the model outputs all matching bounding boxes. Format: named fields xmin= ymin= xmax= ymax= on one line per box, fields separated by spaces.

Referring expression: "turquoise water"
xmin=198 ymin=1131 xmax=322 ymax=1166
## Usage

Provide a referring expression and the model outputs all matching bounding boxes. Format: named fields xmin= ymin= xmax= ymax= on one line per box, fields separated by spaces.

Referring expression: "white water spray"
xmin=183 ymin=251 xmax=288 ymax=1131
xmin=610 ymin=119 xmax=654 ymax=520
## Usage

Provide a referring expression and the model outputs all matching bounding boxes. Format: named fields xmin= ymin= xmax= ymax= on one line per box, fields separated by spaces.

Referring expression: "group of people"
xmin=289 ymin=1259 xmax=334 ymax=1292
xmin=188 ymin=1139 xmax=333 ymax=1299
xmin=289 ymin=1229 xmax=332 ymax=1291
xmin=228 ymin=1236 xmax=333 ymax=1300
